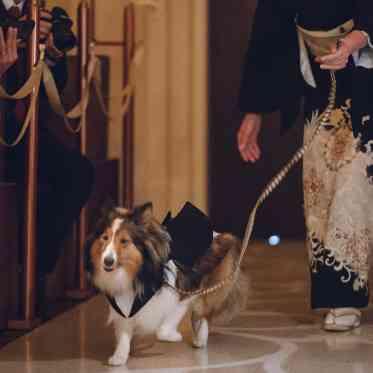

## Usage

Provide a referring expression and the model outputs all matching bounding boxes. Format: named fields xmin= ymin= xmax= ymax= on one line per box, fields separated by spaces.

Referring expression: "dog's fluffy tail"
xmin=192 ymin=233 xmax=250 ymax=326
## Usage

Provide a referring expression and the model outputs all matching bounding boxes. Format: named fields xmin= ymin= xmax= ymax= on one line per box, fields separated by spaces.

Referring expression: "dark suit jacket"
xmin=0 ymin=0 xmax=72 ymax=181
xmin=0 ymin=0 xmax=69 ymax=137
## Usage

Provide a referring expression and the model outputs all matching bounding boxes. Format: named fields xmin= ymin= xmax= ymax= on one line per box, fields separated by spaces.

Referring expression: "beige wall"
xmin=49 ymin=0 xmax=208 ymax=218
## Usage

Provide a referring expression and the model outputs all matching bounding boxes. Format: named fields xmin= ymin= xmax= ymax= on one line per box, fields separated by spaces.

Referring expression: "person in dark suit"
xmin=0 ymin=0 xmax=94 ymax=313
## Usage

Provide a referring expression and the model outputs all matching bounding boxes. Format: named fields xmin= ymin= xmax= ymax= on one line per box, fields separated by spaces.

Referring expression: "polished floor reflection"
xmin=1 ymin=241 xmax=372 ymax=372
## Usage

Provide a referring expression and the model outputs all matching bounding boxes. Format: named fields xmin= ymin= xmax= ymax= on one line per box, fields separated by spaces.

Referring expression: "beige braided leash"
xmin=171 ymin=71 xmax=337 ymax=298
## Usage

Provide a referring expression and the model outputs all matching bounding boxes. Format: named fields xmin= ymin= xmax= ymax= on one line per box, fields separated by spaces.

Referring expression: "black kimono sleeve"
xmin=355 ymin=0 xmax=373 ymax=40
xmin=239 ymin=0 xmax=303 ymax=130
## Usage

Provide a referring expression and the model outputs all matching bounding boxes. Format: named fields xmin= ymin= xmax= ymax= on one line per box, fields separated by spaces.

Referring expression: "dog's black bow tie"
xmin=162 ymin=202 xmax=213 ymax=268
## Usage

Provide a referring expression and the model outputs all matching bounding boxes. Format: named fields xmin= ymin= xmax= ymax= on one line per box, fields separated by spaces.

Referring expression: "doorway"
xmin=208 ymin=0 xmax=306 ymax=240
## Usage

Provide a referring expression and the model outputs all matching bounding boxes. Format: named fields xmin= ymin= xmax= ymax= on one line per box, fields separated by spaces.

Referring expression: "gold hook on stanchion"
xmin=8 ymin=0 xmax=41 ymax=330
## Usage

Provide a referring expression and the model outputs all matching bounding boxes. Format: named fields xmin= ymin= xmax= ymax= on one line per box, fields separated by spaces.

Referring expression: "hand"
xmin=316 ymin=30 xmax=368 ymax=71
xmin=45 ymin=33 xmax=63 ymax=60
xmin=40 ymin=10 xmax=53 ymax=42
xmin=40 ymin=10 xmax=64 ymax=60
xmin=237 ymin=113 xmax=262 ymax=163
xmin=0 ymin=27 xmax=18 ymax=78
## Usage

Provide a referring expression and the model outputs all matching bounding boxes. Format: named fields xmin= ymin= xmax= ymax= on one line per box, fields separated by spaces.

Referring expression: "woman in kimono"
xmin=238 ymin=1 xmax=373 ymax=331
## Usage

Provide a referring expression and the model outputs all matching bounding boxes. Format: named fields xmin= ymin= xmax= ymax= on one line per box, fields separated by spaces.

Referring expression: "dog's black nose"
xmin=104 ymin=256 xmax=115 ymax=268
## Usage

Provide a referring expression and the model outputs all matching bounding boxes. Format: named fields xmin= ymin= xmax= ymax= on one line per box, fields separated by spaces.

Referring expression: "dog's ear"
xmin=99 ymin=198 xmax=117 ymax=219
xmin=133 ymin=202 xmax=154 ymax=225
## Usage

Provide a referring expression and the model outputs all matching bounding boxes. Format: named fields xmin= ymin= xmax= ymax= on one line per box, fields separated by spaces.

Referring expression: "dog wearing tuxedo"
xmin=86 ymin=202 xmax=250 ymax=366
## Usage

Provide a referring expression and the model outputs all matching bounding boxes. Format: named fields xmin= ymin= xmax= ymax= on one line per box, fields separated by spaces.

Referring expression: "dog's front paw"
xmin=192 ymin=318 xmax=208 ymax=348
xmin=108 ymin=353 xmax=128 ymax=366
xmin=157 ymin=327 xmax=183 ymax=343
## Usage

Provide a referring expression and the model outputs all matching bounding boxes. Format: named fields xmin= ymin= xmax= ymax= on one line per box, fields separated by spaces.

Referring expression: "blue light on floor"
xmin=268 ymin=235 xmax=281 ymax=246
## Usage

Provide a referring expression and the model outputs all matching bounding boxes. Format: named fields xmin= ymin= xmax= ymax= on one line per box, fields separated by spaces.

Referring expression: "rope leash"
xmin=171 ymin=71 xmax=337 ymax=298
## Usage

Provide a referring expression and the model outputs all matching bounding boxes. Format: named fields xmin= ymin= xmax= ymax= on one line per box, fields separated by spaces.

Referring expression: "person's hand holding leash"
xmin=317 ymin=30 xmax=369 ymax=70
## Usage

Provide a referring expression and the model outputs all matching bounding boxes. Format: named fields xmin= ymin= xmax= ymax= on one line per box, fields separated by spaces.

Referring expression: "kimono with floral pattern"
xmin=240 ymin=0 xmax=373 ymax=308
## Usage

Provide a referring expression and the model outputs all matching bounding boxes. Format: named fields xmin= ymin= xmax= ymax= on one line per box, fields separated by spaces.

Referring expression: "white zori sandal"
xmin=323 ymin=308 xmax=362 ymax=332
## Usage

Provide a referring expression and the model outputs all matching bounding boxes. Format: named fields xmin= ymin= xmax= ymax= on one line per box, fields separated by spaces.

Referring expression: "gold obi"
xmin=297 ymin=19 xmax=354 ymax=57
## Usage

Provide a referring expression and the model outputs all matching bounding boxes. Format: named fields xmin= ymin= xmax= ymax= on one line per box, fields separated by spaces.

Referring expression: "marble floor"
xmin=1 ymin=241 xmax=372 ymax=372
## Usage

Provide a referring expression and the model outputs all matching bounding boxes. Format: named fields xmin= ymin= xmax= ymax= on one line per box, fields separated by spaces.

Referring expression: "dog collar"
xmin=106 ymin=260 xmax=177 ymax=319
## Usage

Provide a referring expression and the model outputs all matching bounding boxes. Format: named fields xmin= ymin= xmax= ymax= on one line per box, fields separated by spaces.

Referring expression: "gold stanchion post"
xmin=66 ymin=0 xmax=93 ymax=300
xmin=122 ymin=4 xmax=135 ymax=208
xmin=8 ymin=0 xmax=41 ymax=330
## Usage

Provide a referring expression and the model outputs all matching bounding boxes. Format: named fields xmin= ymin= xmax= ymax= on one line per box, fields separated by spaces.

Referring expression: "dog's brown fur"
xmin=87 ymin=202 xmax=250 ymax=330
xmin=180 ymin=233 xmax=250 ymax=326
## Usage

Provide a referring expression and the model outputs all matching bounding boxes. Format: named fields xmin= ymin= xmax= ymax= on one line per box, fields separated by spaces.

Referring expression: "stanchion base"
xmin=8 ymin=318 xmax=41 ymax=331
xmin=65 ymin=288 xmax=95 ymax=300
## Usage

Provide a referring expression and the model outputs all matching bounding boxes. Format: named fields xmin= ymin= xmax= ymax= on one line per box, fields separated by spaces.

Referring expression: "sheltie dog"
xmin=85 ymin=203 xmax=250 ymax=366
